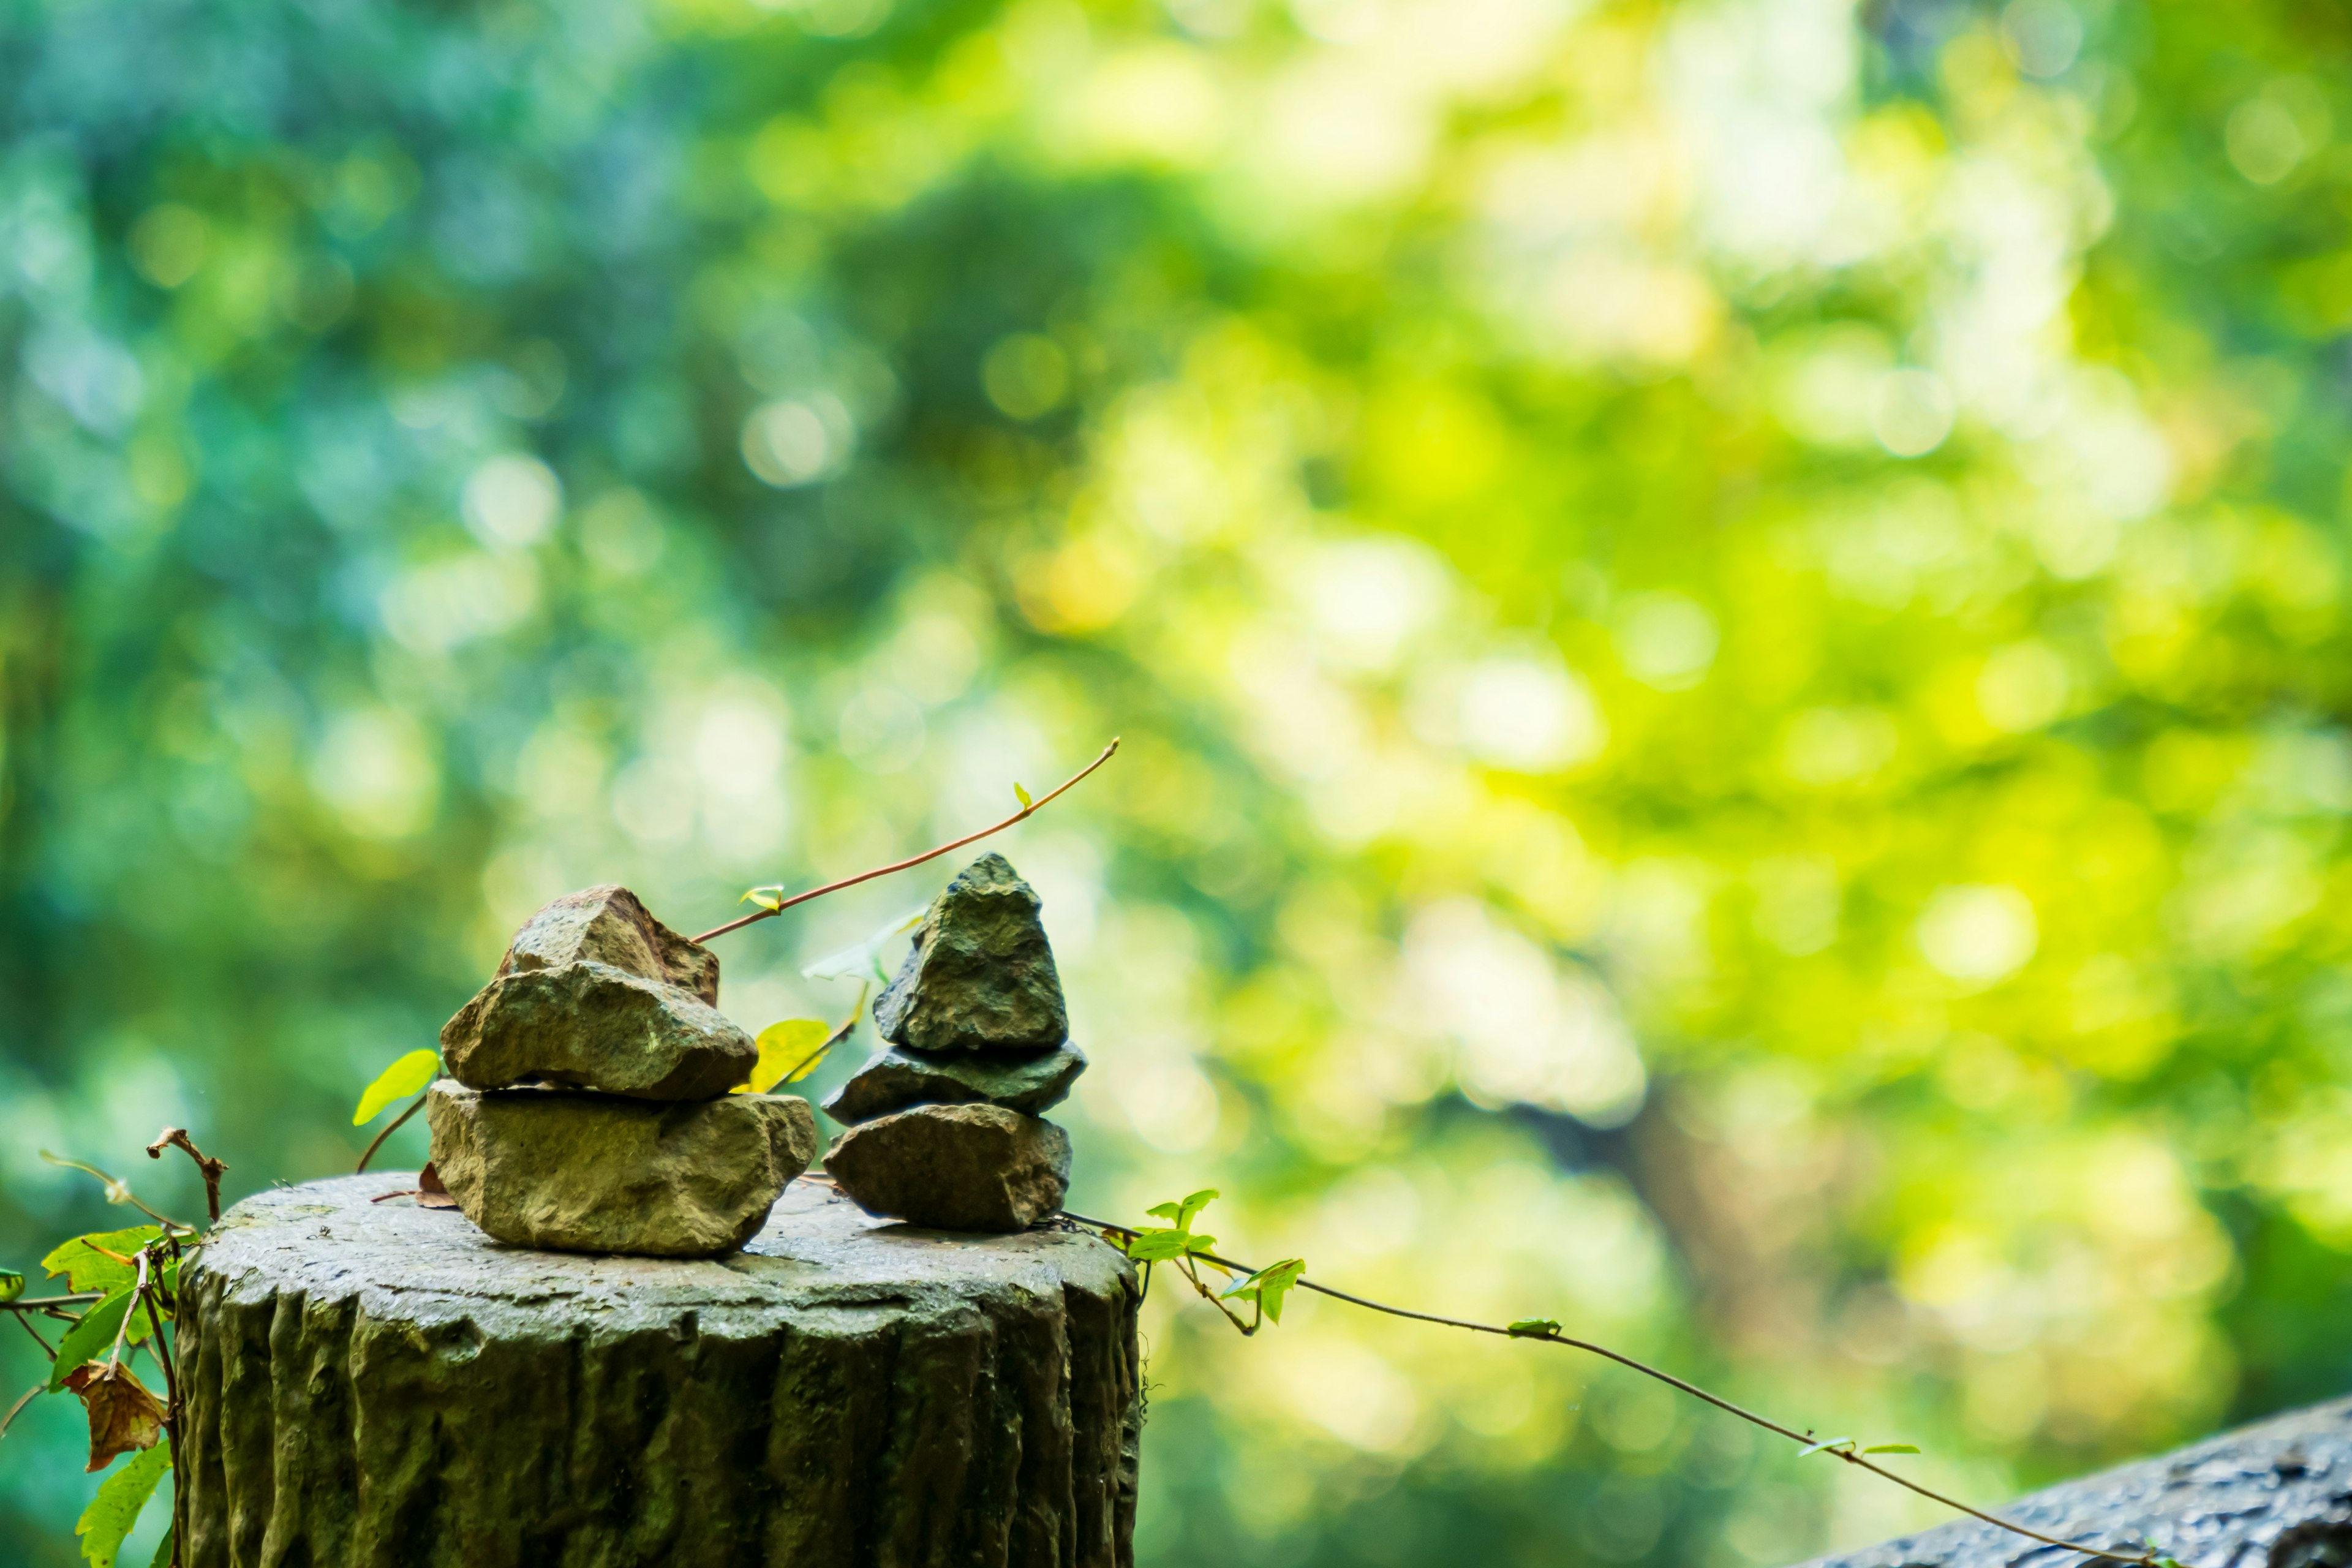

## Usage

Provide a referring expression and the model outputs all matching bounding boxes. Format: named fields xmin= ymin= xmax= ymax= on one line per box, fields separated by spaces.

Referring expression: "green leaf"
xmin=75 ymin=1434 xmax=170 ymax=1568
xmin=742 ymin=1019 xmax=831 ymax=1093
xmin=0 ymin=1269 xmax=21 ymax=1303
xmin=1861 ymin=1443 xmax=1920 ymax=1455
xmin=1797 ymin=1436 xmax=1854 ymax=1458
xmin=741 ymin=886 xmax=786 ymax=912
xmin=49 ymin=1291 xmax=134 ymax=1392
xmin=1506 ymin=1317 xmax=1562 ymax=1338
xmin=1014 ymin=780 xmax=1033 ymax=810
xmin=352 ymin=1049 xmax=440 ymax=1126
xmin=148 ymin=1525 xmax=173 ymax=1568
xmin=1123 ymin=1228 xmax=1215 ymax=1264
xmin=802 ymin=906 xmax=927 ymax=984
xmin=42 ymin=1230 xmax=163 ymax=1294
xmin=1223 ymin=1258 xmax=1306 ymax=1324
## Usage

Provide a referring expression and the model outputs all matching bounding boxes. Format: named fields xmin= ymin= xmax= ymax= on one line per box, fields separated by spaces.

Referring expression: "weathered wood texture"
xmin=179 ymin=1174 xmax=1140 ymax=1568
xmin=1796 ymin=1395 xmax=2352 ymax=1568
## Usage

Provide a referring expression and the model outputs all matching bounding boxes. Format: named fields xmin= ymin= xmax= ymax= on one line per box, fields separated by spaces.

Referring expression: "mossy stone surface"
xmin=179 ymin=1175 xmax=1140 ymax=1568
xmin=873 ymin=854 xmax=1068 ymax=1054
xmin=824 ymin=1103 xmax=1071 ymax=1233
xmin=440 ymin=961 xmax=758 ymax=1100
xmin=428 ymin=1080 xmax=815 ymax=1256
xmin=823 ymin=1042 xmax=1087 ymax=1126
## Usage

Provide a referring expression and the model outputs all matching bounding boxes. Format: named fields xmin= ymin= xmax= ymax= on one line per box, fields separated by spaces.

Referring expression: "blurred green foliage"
xmin=5 ymin=0 xmax=2351 ymax=1562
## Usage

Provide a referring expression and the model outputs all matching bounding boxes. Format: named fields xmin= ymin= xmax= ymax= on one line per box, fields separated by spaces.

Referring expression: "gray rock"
xmin=499 ymin=883 xmax=720 ymax=1005
xmin=440 ymin=962 xmax=756 ymax=1100
xmin=825 ymin=1103 xmax=1071 ymax=1233
xmin=427 ymin=1081 xmax=816 ymax=1257
xmin=873 ymin=853 xmax=1068 ymax=1053
xmin=823 ymin=1042 xmax=1087 ymax=1126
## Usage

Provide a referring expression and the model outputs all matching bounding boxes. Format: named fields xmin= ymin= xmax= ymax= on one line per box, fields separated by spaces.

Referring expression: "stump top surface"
xmin=192 ymin=1172 xmax=1133 ymax=1340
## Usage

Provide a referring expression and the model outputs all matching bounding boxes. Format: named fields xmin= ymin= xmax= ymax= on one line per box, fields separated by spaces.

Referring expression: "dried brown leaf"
xmin=416 ymin=1162 xmax=458 ymax=1210
xmin=63 ymin=1363 xmax=165 ymax=1472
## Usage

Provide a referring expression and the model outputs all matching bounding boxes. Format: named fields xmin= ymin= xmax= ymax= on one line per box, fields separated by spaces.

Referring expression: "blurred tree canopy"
xmin=6 ymin=0 xmax=2352 ymax=1562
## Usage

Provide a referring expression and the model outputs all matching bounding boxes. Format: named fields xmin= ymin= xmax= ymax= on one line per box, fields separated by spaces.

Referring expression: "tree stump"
xmin=1793 ymin=1393 xmax=2352 ymax=1567
xmin=177 ymin=1173 xmax=1141 ymax=1568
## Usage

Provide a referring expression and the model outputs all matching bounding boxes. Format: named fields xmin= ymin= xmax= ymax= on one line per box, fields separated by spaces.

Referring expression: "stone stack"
xmin=823 ymin=853 xmax=1084 ymax=1233
xmin=426 ymin=885 xmax=817 ymax=1257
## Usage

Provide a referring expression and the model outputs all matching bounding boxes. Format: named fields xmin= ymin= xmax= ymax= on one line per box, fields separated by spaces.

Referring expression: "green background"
xmin=6 ymin=0 xmax=2350 ymax=1561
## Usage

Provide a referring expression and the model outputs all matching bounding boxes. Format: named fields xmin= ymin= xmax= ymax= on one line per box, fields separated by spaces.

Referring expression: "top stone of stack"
xmin=872 ymin=853 xmax=1068 ymax=1054
xmin=439 ymin=884 xmax=756 ymax=1101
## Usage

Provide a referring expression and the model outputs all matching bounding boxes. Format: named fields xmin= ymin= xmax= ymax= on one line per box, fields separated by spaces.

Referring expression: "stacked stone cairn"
xmin=822 ymin=853 xmax=1085 ymax=1233
xmin=425 ymin=885 xmax=818 ymax=1257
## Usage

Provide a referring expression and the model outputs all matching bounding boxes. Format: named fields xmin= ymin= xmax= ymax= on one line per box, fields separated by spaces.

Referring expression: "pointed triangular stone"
xmin=873 ymin=853 xmax=1068 ymax=1053
xmin=499 ymin=884 xmax=719 ymax=1005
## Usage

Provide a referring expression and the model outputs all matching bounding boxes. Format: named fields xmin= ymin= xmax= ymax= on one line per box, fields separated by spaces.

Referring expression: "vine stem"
xmin=691 ymin=738 xmax=1121 ymax=944
xmin=355 ymin=1092 xmax=428 ymax=1174
xmin=1063 ymin=1210 xmax=2183 ymax=1568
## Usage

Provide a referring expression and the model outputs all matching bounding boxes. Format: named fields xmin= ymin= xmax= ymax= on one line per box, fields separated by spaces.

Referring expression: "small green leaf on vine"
xmin=40 ymin=1229 xmax=162 ymax=1294
xmin=1221 ymin=1259 xmax=1306 ymax=1324
xmin=0 ymin=1268 xmax=21 ymax=1303
xmin=1862 ymin=1443 xmax=1920 ymax=1455
xmin=1506 ymin=1318 xmax=1562 ymax=1338
xmin=353 ymin=1049 xmax=440 ymax=1125
xmin=75 ymin=1436 xmax=171 ymax=1565
xmin=739 ymin=1018 xmax=832 ymax=1093
xmin=1798 ymin=1436 xmax=1855 ymax=1457
xmin=741 ymin=886 xmax=787 ymax=912
xmin=1014 ymin=781 xmax=1033 ymax=810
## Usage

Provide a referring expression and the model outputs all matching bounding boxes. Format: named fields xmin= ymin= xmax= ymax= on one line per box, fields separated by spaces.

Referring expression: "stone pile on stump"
xmin=428 ymin=884 xmax=816 ymax=1256
xmin=823 ymin=852 xmax=1085 ymax=1232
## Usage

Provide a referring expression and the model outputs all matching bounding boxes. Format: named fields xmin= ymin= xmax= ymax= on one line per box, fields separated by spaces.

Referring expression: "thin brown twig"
xmin=10 ymin=1311 xmax=55 ymax=1358
xmin=1 ymin=1293 xmax=104 ymax=1311
xmin=141 ymin=1277 xmax=178 ymax=1420
xmin=0 ymin=1381 xmax=41 ymax=1443
xmin=38 ymin=1152 xmax=187 ymax=1230
xmin=355 ymin=1092 xmax=428 ymax=1174
xmin=1063 ymin=1210 xmax=2179 ymax=1568
xmin=146 ymin=1127 xmax=227 ymax=1223
xmin=692 ymin=738 xmax=1122 ymax=944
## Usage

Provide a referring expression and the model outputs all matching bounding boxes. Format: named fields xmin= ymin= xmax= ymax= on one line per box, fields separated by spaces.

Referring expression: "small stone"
xmin=824 ymin=1104 xmax=1071 ymax=1234
xmin=822 ymin=1042 xmax=1087 ymax=1126
xmin=873 ymin=853 xmax=1068 ymax=1053
xmin=427 ymin=1081 xmax=816 ymax=1257
xmin=440 ymin=963 xmax=756 ymax=1100
xmin=499 ymin=884 xmax=720 ymax=1005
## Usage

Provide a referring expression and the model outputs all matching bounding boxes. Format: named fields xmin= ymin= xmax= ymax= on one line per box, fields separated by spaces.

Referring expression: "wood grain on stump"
xmin=178 ymin=1174 xmax=1140 ymax=1568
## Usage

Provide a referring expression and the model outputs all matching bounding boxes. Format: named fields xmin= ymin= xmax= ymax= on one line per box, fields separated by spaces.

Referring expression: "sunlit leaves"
xmin=1013 ymin=781 xmax=1033 ymax=811
xmin=75 ymin=1437 xmax=170 ymax=1567
xmin=740 ymin=1019 xmax=832 ymax=1093
xmin=0 ymin=1269 xmax=22 ymax=1303
xmin=1123 ymin=1189 xmax=1220 ymax=1264
xmin=62 ymin=1364 xmax=164 ymax=1473
xmin=42 ymin=1230 xmax=162 ymax=1294
xmin=741 ymin=887 xmax=786 ymax=913
xmin=1220 ymin=1258 xmax=1305 ymax=1324
xmin=352 ymin=1050 xmax=439 ymax=1126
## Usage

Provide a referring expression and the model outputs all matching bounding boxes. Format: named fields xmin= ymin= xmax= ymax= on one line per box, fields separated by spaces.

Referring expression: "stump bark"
xmin=1794 ymin=1393 xmax=2352 ymax=1568
xmin=178 ymin=1173 xmax=1140 ymax=1568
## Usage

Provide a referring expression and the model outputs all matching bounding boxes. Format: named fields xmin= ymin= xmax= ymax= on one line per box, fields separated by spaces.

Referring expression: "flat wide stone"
xmin=825 ymin=1102 xmax=1071 ymax=1233
xmin=823 ymin=1042 xmax=1087 ymax=1126
xmin=440 ymin=962 xmax=757 ymax=1099
xmin=500 ymin=883 xmax=720 ymax=1005
xmin=873 ymin=853 xmax=1068 ymax=1053
xmin=428 ymin=1081 xmax=816 ymax=1256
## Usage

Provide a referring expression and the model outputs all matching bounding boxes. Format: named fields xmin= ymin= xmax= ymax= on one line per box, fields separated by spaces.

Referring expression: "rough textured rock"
xmin=826 ymin=1103 xmax=1072 ymax=1233
xmin=428 ymin=1081 xmax=816 ymax=1256
xmin=824 ymin=1042 xmax=1088 ymax=1126
xmin=874 ymin=853 xmax=1068 ymax=1053
xmin=440 ymin=962 xmax=758 ymax=1099
xmin=1792 ymin=1394 xmax=2352 ymax=1568
xmin=179 ymin=1175 xmax=1140 ymax=1568
xmin=499 ymin=883 xmax=721 ymax=1005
